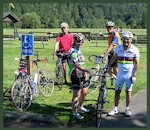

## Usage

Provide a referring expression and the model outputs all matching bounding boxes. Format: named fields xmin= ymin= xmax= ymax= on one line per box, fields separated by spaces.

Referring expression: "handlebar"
xmin=32 ymin=51 xmax=48 ymax=68
xmin=52 ymin=51 xmax=69 ymax=59
xmin=88 ymin=54 xmax=108 ymax=64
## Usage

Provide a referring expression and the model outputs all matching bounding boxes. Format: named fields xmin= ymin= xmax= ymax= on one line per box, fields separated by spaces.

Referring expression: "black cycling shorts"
xmin=70 ymin=77 xmax=87 ymax=90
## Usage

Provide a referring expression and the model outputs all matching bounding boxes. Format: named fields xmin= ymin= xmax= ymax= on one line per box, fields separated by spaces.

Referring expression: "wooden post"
xmin=27 ymin=56 xmax=32 ymax=75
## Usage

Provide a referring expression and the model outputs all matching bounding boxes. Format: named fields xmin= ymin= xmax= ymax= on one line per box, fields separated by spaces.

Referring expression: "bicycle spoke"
xmin=39 ymin=70 xmax=54 ymax=97
xmin=11 ymin=79 xmax=32 ymax=112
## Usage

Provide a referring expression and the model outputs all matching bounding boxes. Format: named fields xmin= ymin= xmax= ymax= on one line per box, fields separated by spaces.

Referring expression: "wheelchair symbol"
xmin=22 ymin=35 xmax=32 ymax=49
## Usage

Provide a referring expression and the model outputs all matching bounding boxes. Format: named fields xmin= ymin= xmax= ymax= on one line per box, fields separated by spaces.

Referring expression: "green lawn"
xmin=3 ymin=29 xmax=147 ymax=127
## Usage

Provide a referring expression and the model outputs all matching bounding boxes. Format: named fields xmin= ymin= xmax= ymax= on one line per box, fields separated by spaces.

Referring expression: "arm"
xmin=74 ymin=62 xmax=94 ymax=76
xmin=54 ymin=41 xmax=59 ymax=53
xmin=108 ymin=53 xmax=118 ymax=68
xmin=104 ymin=43 xmax=116 ymax=55
xmin=133 ymin=59 xmax=139 ymax=77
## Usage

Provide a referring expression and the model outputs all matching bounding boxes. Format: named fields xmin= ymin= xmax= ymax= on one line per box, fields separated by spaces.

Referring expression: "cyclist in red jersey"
xmin=53 ymin=22 xmax=74 ymax=84
xmin=103 ymin=21 xmax=122 ymax=79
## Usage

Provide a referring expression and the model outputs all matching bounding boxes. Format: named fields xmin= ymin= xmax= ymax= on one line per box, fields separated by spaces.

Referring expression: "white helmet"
xmin=60 ymin=22 xmax=69 ymax=28
xmin=74 ymin=33 xmax=85 ymax=41
xmin=106 ymin=21 xmax=115 ymax=27
xmin=122 ymin=31 xmax=133 ymax=38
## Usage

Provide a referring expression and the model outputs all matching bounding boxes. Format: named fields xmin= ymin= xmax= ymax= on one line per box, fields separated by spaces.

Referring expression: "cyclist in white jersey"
xmin=107 ymin=31 xmax=140 ymax=116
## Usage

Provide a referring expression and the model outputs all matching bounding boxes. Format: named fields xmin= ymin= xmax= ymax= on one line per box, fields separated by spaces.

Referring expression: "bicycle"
xmin=93 ymin=55 xmax=115 ymax=127
xmin=11 ymin=52 xmax=55 ymax=112
xmin=3 ymin=55 xmax=27 ymax=104
xmin=52 ymin=51 xmax=68 ymax=90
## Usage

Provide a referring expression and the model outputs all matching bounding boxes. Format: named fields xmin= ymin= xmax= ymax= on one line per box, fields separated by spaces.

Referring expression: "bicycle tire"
xmin=55 ymin=65 xmax=64 ymax=90
xmin=88 ymin=68 xmax=101 ymax=93
xmin=38 ymin=70 xmax=55 ymax=97
xmin=96 ymin=88 xmax=104 ymax=127
xmin=11 ymin=79 xmax=32 ymax=112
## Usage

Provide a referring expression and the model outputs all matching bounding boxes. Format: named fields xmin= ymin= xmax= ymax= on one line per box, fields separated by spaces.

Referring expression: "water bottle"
xmin=33 ymin=73 xmax=38 ymax=90
xmin=34 ymin=72 xmax=38 ymax=84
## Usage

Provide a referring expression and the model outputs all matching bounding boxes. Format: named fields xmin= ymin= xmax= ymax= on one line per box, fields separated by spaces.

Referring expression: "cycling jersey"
xmin=108 ymin=31 xmax=122 ymax=46
xmin=56 ymin=33 xmax=74 ymax=52
xmin=68 ymin=47 xmax=86 ymax=78
xmin=114 ymin=44 xmax=140 ymax=72
xmin=114 ymin=44 xmax=140 ymax=91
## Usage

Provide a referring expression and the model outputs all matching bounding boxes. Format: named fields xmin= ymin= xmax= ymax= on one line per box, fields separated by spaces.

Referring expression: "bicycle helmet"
xmin=74 ymin=33 xmax=85 ymax=41
xmin=106 ymin=21 xmax=115 ymax=27
xmin=60 ymin=22 xmax=69 ymax=28
xmin=122 ymin=31 xmax=133 ymax=38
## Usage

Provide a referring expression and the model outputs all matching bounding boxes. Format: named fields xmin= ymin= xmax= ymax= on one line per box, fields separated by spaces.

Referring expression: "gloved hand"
xmin=52 ymin=52 xmax=56 ymax=59
xmin=131 ymin=76 xmax=136 ymax=83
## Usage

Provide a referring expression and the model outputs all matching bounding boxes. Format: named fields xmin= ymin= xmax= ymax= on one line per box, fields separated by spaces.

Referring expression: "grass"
xmin=3 ymin=29 xmax=147 ymax=127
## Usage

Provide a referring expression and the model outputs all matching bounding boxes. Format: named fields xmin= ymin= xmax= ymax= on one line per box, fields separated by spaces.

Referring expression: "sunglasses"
xmin=77 ymin=40 xmax=84 ymax=44
xmin=122 ymin=37 xmax=132 ymax=41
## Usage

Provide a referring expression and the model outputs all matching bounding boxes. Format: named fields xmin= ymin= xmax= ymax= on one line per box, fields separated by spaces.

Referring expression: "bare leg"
xmin=71 ymin=89 xmax=81 ymax=112
xmin=114 ymin=90 xmax=121 ymax=106
xmin=107 ymin=67 xmax=117 ymax=79
xmin=78 ymin=87 xmax=88 ymax=107
xmin=113 ymin=67 xmax=118 ymax=77
xmin=126 ymin=90 xmax=132 ymax=107
xmin=62 ymin=63 xmax=67 ymax=82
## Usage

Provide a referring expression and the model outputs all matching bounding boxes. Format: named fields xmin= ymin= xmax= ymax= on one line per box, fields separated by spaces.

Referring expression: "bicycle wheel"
xmin=11 ymin=79 xmax=32 ymax=112
xmin=88 ymin=68 xmax=101 ymax=93
xmin=38 ymin=70 xmax=55 ymax=97
xmin=96 ymin=88 xmax=104 ymax=127
xmin=55 ymin=65 xmax=64 ymax=90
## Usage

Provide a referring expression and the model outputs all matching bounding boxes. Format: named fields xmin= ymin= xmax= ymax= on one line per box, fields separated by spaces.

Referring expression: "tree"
xmin=21 ymin=12 xmax=41 ymax=29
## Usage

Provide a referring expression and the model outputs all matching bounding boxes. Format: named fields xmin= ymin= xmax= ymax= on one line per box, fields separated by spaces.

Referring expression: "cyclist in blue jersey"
xmin=103 ymin=21 xmax=122 ymax=79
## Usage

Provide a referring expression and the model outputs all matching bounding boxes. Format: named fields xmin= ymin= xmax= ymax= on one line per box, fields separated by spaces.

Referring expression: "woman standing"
xmin=68 ymin=33 xmax=94 ymax=119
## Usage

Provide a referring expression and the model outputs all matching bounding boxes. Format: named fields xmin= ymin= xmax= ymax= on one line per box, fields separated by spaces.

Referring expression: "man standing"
xmin=104 ymin=21 xmax=122 ymax=78
xmin=53 ymin=22 xmax=74 ymax=84
xmin=107 ymin=31 xmax=140 ymax=116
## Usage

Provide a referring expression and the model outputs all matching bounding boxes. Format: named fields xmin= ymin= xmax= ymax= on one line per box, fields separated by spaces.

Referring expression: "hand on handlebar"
xmin=88 ymin=70 xmax=95 ymax=77
xmin=52 ymin=52 xmax=56 ymax=59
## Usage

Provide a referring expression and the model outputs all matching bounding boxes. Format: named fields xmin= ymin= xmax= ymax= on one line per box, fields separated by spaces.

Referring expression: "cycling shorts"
xmin=115 ymin=71 xmax=133 ymax=91
xmin=70 ymin=77 xmax=87 ymax=90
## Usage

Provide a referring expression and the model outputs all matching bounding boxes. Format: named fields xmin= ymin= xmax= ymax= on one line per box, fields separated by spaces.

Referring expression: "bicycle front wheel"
xmin=88 ymin=68 xmax=101 ymax=93
xmin=11 ymin=79 xmax=32 ymax=112
xmin=38 ymin=70 xmax=55 ymax=97
xmin=96 ymin=89 xmax=104 ymax=127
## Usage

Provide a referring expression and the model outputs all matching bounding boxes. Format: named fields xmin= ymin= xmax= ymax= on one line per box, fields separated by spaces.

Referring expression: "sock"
xmin=126 ymin=107 xmax=129 ymax=110
xmin=114 ymin=106 xmax=118 ymax=111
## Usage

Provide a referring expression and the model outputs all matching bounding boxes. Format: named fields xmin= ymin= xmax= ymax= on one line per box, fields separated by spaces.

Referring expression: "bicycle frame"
xmin=53 ymin=51 xmax=68 ymax=90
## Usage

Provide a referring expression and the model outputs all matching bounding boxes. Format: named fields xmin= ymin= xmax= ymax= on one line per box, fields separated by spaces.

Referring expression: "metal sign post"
xmin=21 ymin=34 xmax=34 ymax=75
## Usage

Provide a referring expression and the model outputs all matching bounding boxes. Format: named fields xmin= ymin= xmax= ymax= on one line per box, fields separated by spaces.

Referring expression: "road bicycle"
xmin=11 ymin=52 xmax=54 ymax=112
xmin=3 ymin=55 xmax=28 ymax=104
xmin=91 ymin=55 xmax=115 ymax=127
xmin=53 ymin=51 xmax=68 ymax=90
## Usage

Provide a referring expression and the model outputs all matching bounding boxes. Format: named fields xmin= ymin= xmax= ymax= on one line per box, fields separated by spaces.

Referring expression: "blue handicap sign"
xmin=22 ymin=34 xmax=34 ymax=56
